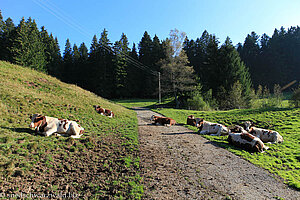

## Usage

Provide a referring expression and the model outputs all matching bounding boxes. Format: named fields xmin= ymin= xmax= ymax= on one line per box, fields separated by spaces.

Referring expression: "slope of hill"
xmin=0 ymin=61 xmax=143 ymax=199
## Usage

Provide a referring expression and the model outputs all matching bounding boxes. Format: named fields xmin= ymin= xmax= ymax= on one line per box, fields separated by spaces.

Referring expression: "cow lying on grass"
xmin=243 ymin=121 xmax=283 ymax=143
xmin=228 ymin=125 xmax=269 ymax=153
xmin=150 ymin=115 xmax=176 ymax=126
xmin=197 ymin=119 xmax=229 ymax=136
xmin=187 ymin=115 xmax=203 ymax=127
xmin=94 ymin=105 xmax=115 ymax=118
xmin=228 ymin=131 xmax=269 ymax=153
xmin=29 ymin=114 xmax=84 ymax=138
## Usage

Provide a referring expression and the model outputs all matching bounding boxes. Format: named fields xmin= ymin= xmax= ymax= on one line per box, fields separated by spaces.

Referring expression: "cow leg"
xmin=263 ymin=145 xmax=269 ymax=150
xmin=44 ymin=129 xmax=56 ymax=137
xmin=215 ymin=126 xmax=223 ymax=136
xmin=199 ymin=130 xmax=209 ymax=135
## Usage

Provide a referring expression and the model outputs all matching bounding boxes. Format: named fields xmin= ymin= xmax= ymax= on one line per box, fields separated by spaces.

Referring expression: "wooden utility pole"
xmin=158 ymin=72 xmax=161 ymax=104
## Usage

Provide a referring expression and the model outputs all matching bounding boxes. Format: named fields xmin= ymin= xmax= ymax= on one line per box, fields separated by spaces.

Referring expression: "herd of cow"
xmin=28 ymin=104 xmax=283 ymax=153
xmin=151 ymin=115 xmax=283 ymax=153
xmin=29 ymin=105 xmax=114 ymax=138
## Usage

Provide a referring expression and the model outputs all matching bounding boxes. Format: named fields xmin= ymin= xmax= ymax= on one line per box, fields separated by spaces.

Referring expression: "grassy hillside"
xmin=0 ymin=61 xmax=143 ymax=199
xmin=153 ymin=107 xmax=300 ymax=190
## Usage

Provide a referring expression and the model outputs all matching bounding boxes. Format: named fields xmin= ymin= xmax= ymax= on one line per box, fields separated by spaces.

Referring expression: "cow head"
xmin=29 ymin=114 xmax=46 ymax=129
xmin=94 ymin=105 xmax=100 ymax=110
xmin=243 ymin=121 xmax=253 ymax=131
xmin=229 ymin=125 xmax=243 ymax=133
xmin=187 ymin=115 xmax=196 ymax=126
xmin=187 ymin=115 xmax=195 ymax=119
xmin=150 ymin=115 xmax=157 ymax=121
xmin=220 ymin=125 xmax=229 ymax=135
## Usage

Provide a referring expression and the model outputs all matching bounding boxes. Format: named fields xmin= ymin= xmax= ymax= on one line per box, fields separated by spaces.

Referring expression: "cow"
xmin=150 ymin=115 xmax=176 ymax=126
xmin=229 ymin=125 xmax=248 ymax=134
xmin=94 ymin=105 xmax=115 ymax=118
xmin=243 ymin=121 xmax=283 ymax=143
xmin=197 ymin=119 xmax=229 ymax=136
xmin=186 ymin=115 xmax=203 ymax=127
xmin=29 ymin=114 xmax=84 ymax=138
xmin=228 ymin=132 xmax=269 ymax=153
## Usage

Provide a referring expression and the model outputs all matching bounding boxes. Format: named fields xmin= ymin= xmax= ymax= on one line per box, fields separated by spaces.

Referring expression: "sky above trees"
xmin=2 ymin=0 xmax=300 ymax=51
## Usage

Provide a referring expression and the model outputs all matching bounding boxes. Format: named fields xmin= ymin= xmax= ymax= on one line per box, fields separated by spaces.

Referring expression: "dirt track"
xmin=135 ymin=107 xmax=299 ymax=200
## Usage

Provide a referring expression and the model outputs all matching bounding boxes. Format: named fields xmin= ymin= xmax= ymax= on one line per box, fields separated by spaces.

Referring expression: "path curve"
xmin=135 ymin=107 xmax=299 ymax=200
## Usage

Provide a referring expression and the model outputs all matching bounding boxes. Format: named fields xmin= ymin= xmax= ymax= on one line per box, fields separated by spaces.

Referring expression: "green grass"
xmin=113 ymin=99 xmax=159 ymax=108
xmin=152 ymin=107 xmax=300 ymax=190
xmin=0 ymin=61 xmax=143 ymax=199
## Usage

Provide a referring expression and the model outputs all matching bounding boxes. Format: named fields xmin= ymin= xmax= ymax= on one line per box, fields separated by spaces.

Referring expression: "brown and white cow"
xmin=228 ymin=132 xmax=269 ymax=153
xmin=187 ymin=115 xmax=203 ymax=127
xmin=150 ymin=115 xmax=176 ymax=126
xmin=197 ymin=119 xmax=229 ymax=136
xmin=94 ymin=105 xmax=115 ymax=118
xmin=243 ymin=121 xmax=283 ymax=143
xmin=29 ymin=114 xmax=84 ymax=138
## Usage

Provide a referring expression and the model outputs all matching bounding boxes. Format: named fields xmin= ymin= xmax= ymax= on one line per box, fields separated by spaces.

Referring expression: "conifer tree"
xmin=76 ymin=42 xmax=88 ymax=87
xmin=9 ymin=18 xmax=46 ymax=71
xmin=62 ymin=38 xmax=73 ymax=82
xmin=1 ymin=17 xmax=16 ymax=61
xmin=138 ymin=31 xmax=156 ymax=97
xmin=216 ymin=37 xmax=252 ymax=109
xmin=97 ymin=29 xmax=114 ymax=97
xmin=0 ymin=10 xmax=5 ymax=59
xmin=40 ymin=27 xmax=61 ymax=75
xmin=127 ymin=43 xmax=141 ymax=97
xmin=113 ymin=33 xmax=129 ymax=98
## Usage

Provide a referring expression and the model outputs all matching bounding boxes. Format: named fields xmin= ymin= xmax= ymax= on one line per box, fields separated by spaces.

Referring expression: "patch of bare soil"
xmin=0 ymin=134 xmax=139 ymax=199
xmin=135 ymin=107 xmax=299 ymax=200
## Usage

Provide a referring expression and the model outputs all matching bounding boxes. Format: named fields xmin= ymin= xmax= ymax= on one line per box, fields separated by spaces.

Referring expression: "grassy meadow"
xmin=0 ymin=61 xmax=143 ymax=199
xmin=116 ymin=99 xmax=300 ymax=190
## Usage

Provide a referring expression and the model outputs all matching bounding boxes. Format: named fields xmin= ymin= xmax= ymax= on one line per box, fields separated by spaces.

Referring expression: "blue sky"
xmin=1 ymin=0 xmax=300 ymax=52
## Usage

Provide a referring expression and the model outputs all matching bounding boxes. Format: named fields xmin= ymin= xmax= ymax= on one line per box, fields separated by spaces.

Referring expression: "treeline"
xmin=0 ymin=12 xmax=169 ymax=99
xmin=0 ymin=11 xmax=299 ymax=109
xmin=237 ymin=27 xmax=300 ymax=89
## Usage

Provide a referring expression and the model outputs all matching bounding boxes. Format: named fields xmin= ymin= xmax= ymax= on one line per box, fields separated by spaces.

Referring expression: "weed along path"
xmin=134 ymin=107 xmax=299 ymax=200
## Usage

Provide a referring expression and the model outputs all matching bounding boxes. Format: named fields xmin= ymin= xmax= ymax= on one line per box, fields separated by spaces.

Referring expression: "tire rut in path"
xmin=135 ymin=107 xmax=299 ymax=200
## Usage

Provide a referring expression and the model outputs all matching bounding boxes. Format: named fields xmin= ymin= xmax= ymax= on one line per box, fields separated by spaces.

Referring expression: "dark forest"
xmin=0 ymin=11 xmax=299 ymax=109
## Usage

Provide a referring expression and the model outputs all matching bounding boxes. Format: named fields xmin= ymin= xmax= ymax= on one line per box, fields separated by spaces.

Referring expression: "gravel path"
xmin=135 ymin=107 xmax=299 ymax=200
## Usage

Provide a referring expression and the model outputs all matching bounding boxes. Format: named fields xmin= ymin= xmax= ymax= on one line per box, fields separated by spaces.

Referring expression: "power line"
xmin=32 ymin=0 xmax=158 ymax=76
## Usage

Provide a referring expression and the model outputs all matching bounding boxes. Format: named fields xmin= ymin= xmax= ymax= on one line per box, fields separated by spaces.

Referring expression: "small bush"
xmin=290 ymin=85 xmax=300 ymax=107
xmin=187 ymin=93 xmax=210 ymax=111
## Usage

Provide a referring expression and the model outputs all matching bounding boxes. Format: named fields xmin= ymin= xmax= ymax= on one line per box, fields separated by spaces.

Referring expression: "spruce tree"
xmin=3 ymin=18 xmax=16 ymax=61
xmin=216 ymin=37 xmax=252 ymax=109
xmin=40 ymin=26 xmax=61 ymax=75
xmin=0 ymin=10 xmax=5 ymax=59
xmin=77 ymin=42 xmax=88 ymax=87
xmin=98 ymin=29 xmax=114 ymax=97
xmin=9 ymin=18 xmax=46 ymax=71
xmin=138 ymin=31 xmax=155 ymax=97
xmin=9 ymin=17 xmax=28 ymax=66
xmin=113 ymin=33 xmax=129 ymax=98
xmin=62 ymin=38 xmax=73 ymax=82
xmin=127 ymin=43 xmax=141 ymax=97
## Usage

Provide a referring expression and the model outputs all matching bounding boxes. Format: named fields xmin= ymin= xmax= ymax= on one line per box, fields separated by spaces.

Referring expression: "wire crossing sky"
xmin=2 ymin=0 xmax=300 ymax=53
